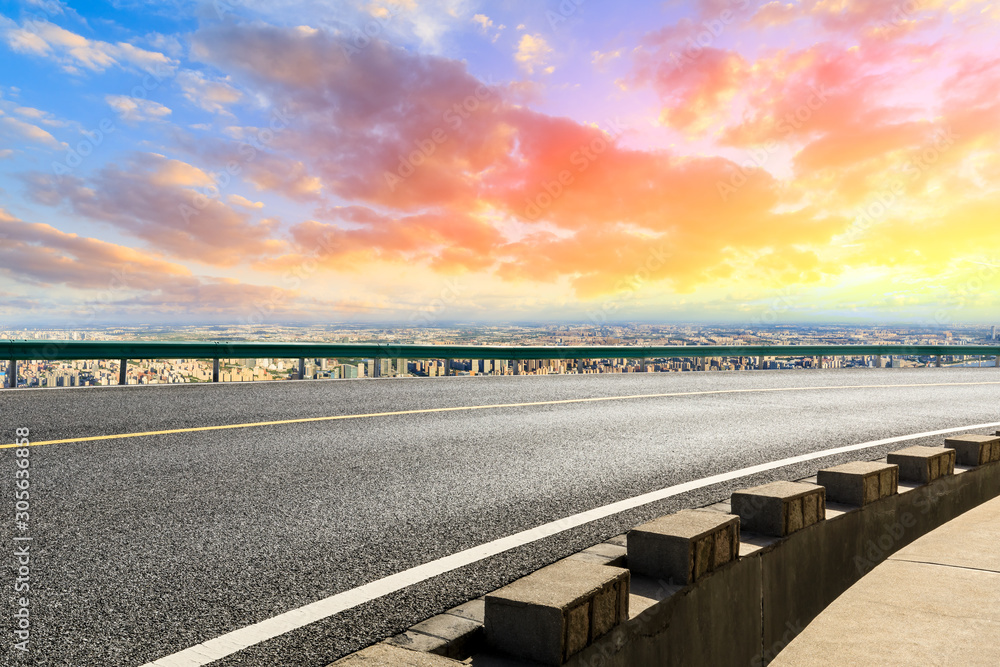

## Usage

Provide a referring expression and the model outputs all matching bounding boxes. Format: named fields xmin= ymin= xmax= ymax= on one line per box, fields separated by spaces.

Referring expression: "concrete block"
xmin=565 ymin=555 xmax=763 ymax=667
xmin=627 ymin=509 xmax=740 ymax=584
xmin=887 ymin=446 xmax=955 ymax=483
xmin=484 ymin=560 xmax=629 ymax=665
xmin=731 ymin=481 xmax=825 ymax=537
xmin=445 ymin=598 xmax=484 ymax=624
xmin=385 ymin=631 xmax=448 ymax=655
xmin=944 ymin=434 xmax=1000 ymax=467
xmin=817 ymin=461 xmax=899 ymax=506
xmin=408 ymin=613 xmax=483 ymax=659
xmin=330 ymin=642 xmax=463 ymax=665
xmin=566 ymin=542 xmax=627 ymax=567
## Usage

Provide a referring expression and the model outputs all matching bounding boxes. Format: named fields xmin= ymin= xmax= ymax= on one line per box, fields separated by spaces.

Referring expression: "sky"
xmin=0 ymin=0 xmax=998 ymax=328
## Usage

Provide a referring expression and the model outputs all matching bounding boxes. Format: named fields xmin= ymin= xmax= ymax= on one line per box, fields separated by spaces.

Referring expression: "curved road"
xmin=2 ymin=368 xmax=1000 ymax=666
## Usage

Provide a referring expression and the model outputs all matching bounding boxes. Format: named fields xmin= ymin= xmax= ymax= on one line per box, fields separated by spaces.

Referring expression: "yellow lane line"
xmin=4 ymin=380 xmax=1000 ymax=450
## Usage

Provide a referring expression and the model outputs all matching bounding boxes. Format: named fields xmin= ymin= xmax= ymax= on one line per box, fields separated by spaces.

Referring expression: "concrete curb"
xmin=329 ymin=435 xmax=1000 ymax=666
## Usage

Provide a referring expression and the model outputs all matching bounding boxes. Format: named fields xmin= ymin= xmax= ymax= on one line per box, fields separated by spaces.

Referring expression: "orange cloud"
xmin=186 ymin=22 xmax=856 ymax=298
xmin=177 ymin=18 xmax=995 ymax=304
xmin=271 ymin=206 xmax=503 ymax=274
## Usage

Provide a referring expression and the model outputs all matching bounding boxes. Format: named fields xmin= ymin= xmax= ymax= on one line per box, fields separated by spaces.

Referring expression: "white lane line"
xmin=142 ymin=419 xmax=1000 ymax=666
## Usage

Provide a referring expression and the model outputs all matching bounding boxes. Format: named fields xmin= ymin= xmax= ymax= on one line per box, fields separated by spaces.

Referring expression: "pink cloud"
xmin=21 ymin=153 xmax=285 ymax=265
xmin=0 ymin=208 xmax=301 ymax=316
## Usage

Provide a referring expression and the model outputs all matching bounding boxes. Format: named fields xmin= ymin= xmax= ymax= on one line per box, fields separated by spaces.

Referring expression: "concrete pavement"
xmin=772 ymin=493 xmax=1000 ymax=666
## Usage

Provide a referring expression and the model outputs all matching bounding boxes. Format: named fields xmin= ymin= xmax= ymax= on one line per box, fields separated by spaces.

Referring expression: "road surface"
xmin=2 ymin=368 xmax=999 ymax=666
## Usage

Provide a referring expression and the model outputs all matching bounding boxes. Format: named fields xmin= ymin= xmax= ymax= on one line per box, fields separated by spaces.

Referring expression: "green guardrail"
xmin=3 ymin=340 xmax=998 ymax=387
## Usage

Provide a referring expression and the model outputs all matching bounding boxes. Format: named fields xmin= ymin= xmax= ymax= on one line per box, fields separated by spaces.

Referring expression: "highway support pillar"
xmin=118 ymin=359 xmax=127 ymax=385
xmin=212 ymin=358 xmax=220 ymax=383
xmin=298 ymin=358 xmax=306 ymax=380
xmin=995 ymin=355 xmax=999 ymax=368
xmin=445 ymin=359 xmax=452 ymax=376
xmin=936 ymin=355 xmax=942 ymax=368
xmin=6 ymin=359 xmax=16 ymax=388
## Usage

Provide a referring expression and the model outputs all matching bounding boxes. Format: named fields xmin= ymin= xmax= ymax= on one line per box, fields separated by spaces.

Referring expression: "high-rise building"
xmin=992 ymin=325 xmax=997 ymax=340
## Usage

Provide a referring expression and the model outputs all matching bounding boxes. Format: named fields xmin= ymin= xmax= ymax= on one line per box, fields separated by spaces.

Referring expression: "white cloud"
xmin=177 ymin=70 xmax=242 ymax=115
xmin=591 ymin=48 xmax=623 ymax=70
xmin=14 ymin=106 xmax=46 ymax=119
xmin=1 ymin=116 xmax=65 ymax=148
xmin=472 ymin=13 xmax=493 ymax=31
xmin=106 ymin=95 xmax=172 ymax=122
xmin=515 ymin=34 xmax=553 ymax=75
xmin=472 ymin=12 xmax=505 ymax=42
xmin=2 ymin=19 xmax=177 ymax=75
xmin=228 ymin=194 xmax=265 ymax=209
xmin=144 ymin=31 xmax=183 ymax=58
xmin=13 ymin=106 xmax=66 ymax=127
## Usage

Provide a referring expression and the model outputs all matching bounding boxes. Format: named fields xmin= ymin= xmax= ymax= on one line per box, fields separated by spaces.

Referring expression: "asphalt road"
xmin=2 ymin=368 xmax=1000 ymax=666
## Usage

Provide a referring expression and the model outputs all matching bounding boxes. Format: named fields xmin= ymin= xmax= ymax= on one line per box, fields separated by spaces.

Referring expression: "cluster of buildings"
xmin=1 ymin=323 xmax=997 ymax=388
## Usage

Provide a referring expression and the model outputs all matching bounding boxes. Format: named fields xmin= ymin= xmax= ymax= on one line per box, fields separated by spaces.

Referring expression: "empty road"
xmin=2 ymin=368 xmax=1000 ymax=666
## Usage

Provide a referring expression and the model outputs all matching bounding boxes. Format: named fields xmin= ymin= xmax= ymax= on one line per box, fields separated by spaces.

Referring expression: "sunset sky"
xmin=1 ymin=0 xmax=998 ymax=326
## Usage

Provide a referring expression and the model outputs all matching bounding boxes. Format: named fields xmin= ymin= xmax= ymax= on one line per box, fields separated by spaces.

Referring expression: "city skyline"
xmin=1 ymin=1 xmax=999 ymax=324
xmin=4 ymin=320 xmax=998 ymax=388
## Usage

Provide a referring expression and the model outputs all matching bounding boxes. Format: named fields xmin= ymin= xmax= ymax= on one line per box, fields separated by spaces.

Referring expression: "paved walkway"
xmin=772 ymin=494 xmax=1000 ymax=666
